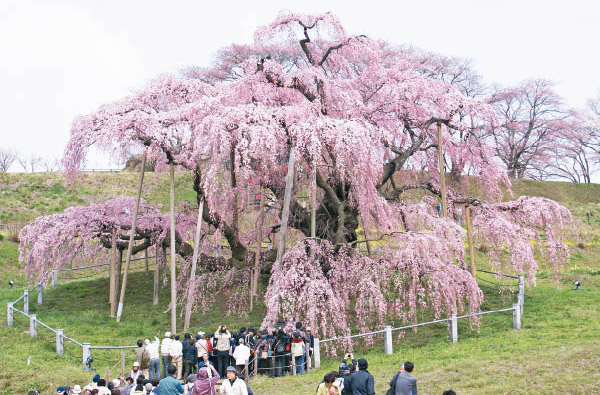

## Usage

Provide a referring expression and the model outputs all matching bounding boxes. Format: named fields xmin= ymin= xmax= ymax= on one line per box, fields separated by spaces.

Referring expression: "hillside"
xmin=1 ymin=172 xmax=600 ymax=393
xmin=3 ymin=171 xmax=600 ymax=225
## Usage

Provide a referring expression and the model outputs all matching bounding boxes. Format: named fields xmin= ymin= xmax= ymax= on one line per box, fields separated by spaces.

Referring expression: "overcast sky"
xmin=2 ymin=0 xmax=599 ymax=169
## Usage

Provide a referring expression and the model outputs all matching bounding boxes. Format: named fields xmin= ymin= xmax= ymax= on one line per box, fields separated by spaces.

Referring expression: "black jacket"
xmin=182 ymin=340 xmax=197 ymax=362
xmin=346 ymin=370 xmax=375 ymax=395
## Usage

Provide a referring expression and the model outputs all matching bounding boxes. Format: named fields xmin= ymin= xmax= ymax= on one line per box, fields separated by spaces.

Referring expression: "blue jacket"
xmin=158 ymin=375 xmax=184 ymax=395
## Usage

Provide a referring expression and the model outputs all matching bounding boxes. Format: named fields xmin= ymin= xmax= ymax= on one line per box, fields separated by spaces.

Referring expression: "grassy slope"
xmin=1 ymin=173 xmax=600 ymax=393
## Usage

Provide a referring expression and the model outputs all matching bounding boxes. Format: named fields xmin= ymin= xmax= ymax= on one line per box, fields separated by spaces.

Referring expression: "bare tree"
xmin=41 ymin=157 xmax=62 ymax=172
xmin=488 ymin=79 xmax=568 ymax=179
xmin=0 ymin=148 xmax=17 ymax=172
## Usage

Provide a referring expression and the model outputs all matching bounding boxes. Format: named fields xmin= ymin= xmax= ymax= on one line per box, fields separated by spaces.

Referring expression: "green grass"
xmin=2 ymin=173 xmax=600 ymax=393
xmin=1 ymin=237 xmax=599 ymax=394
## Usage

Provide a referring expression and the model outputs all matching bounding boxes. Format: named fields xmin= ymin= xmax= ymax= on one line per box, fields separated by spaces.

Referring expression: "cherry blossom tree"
xmin=59 ymin=11 xmax=574 ymax=339
xmin=488 ymin=79 xmax=569 ymax=179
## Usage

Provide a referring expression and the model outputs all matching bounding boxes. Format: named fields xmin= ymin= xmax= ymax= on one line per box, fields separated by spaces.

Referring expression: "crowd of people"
xmin=131 ymin=322 xmax=315 ymax=381
xmin=314 ymin=356 xmax=456 ymax=395
xmin=37 ymin=322 xmax=460 ymax=395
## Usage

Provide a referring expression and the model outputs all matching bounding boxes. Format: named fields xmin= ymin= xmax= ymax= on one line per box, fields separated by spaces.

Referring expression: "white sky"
xmin=2 ymin=0 xmax=599 ymax=169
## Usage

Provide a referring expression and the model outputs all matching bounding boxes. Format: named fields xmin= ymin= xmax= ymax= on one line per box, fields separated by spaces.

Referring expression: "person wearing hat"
xmin=195 ymin=332 xmax=209 ymax=365
xmin=305 ymin=327 xmax=314 ymax=359
xmin=346 ymin=358 xmax=375 ymax=395
xmin=73 ymin=385 xmax=82 ymax=395
xmin=161 ymin=332 xmax=173 ymax=378
xmin=217 ymin=366 xmax=247 ymax=395
xmin=145 ymin=337 xmax=161 ymax=381
xmin=131 ymin=362 xmax=143 ymax=381
xmin=183 ymin=373 xmax=196 ymax=395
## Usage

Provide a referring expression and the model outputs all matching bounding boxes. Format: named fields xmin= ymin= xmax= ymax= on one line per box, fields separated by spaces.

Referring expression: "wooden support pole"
xmin=291 ymin=354 xmax=296 ymax=376
xmin=109 ymin=234 xmax=117 ymax=316
xmin=169 ymin=162 xmax=177 ymax=334
xmin=37 ymin=283 xmax=43 ymax=305
xmin=437 ymin=123 xmax=447 ymax=218
xmin=244 ymin=360 xmax=249 ymax=384
xmin=465 ymin=205 xmax=476 ymax=278
xmin=153 ymin=247 xmax=159 ymax=306
xmin=276 ymin=146 xmax=296 ymax=263
xmin=250 ymin=188 xmax=265 ymax=311
xmin=310 ymin=169 xmax=316 ymax=238
xmin=145 ymin=248 xmax=149 ymax=276
xmin=116 ymin=153 xmax=146 ymax=322
xmin=121 ymin=350 xmax=125 ymax=379
xmin=106 ymin=367 xmax=110 ymax=382
xmin=184 ymin=198 xmax=204 ymax=331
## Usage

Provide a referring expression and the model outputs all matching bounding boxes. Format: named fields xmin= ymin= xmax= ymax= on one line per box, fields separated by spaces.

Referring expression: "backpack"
xmin=141 ymin=349 xmax=151 ymax=369
xmin=386 ymin=372 xmax=399 ymax=395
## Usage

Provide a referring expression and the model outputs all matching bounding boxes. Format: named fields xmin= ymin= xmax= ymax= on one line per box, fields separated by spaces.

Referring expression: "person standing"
xmin=182 ymin=334 xmax=198 ymax=380
xmin=272 ymin=328 xmax=288 ymax=377
xmin=290 ymin=332 xmax=306 ymax=374
xmin=161 ymin=332 xmax=173 ymax=378
xmin=232 ymin=338 xmax=250 ymax=376
xmin=214 ymin=325 xmax=232 ymax=378
xmin=195 ymin=332 xmax=209 ymax=365
xmin=346 ymin=358 xmax=375 ymax=395
xmin=389 ymin=362 xmax=417 ymax=395
xmin=218 ymin=366 xmax=247 ymax=395
xmin=170 ymin=335 xmax=183 ymax=380
xmin=135 ymin=340 xmax=150 ymax=378
xmin=146 ymin=337 xmax=161 ymax=381
xmin=159 ymin=365 xmax=184 ymax=395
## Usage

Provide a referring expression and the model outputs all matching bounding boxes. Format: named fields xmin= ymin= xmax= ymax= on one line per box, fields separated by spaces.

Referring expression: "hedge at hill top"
xmin=21 ymin=12 xmax=574 ymax=341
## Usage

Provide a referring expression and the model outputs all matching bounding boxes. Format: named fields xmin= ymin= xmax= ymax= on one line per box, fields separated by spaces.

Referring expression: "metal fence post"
xmin=518 ymin=275 xmax=525 ymax=316
xmin=52 ymin=270 xmax=58 ymax=288
xmin=56 ymin=329 xmax=64 ymax=356
xmin=450 ymin=314 xmax=458 ymax=343
xmin=384 ymin=325 xmax=393 ymax=355
xmin=7 ymin=303 xmax=13 ymax=326
xmin=37 ymin=283 xmax=43 ymax=306
xmin=313 ymin=338 xmax=321 ymax=369
xmin=29 ymin=314 xmax=37 ymax=338
xmin=82 ymin=343 xmax=91 ymax=366
xmin=23 ymin=290 xmax=29 ymax=315
xmin=513 ymin=304 xmax=521 ymax=330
